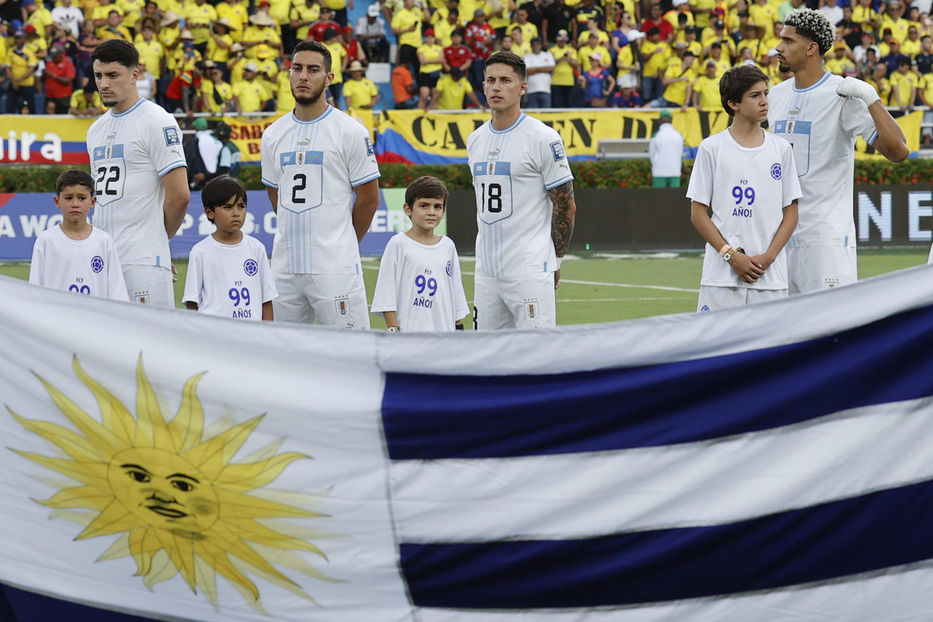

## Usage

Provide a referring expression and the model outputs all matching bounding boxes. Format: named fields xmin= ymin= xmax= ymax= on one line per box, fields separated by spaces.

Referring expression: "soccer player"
xmin=769 ymin=8 xmax=908 ymax=294
xmin=86 ymin=39 xmax=189 ymax=306
xmin=29 ymin=169 xmax=128 ymax=301
xmin=371 ymin=176 xmax=469 ymax=332
xmin=260 ymin=39 xmax=380 ymax=328
xmin=687 ymin=65 xmax=801 ymax=312
xmin=467 ymin=51 xmax=576 ymax=330
xmin=183 ymin=176 xmax=276 ymax=321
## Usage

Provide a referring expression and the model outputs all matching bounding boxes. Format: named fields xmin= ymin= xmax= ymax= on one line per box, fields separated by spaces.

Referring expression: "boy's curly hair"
xmin=784 ymin=8 xmax=835 ymax=55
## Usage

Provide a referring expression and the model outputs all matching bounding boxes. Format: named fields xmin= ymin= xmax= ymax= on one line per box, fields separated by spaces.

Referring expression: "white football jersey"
xmin=687 ymin=129 xmax=802 ymax=290
xmin=768 ymin=72 xmax=877 ymax=247
xmin=261 ymin=107 xmax=380 ymax=275
xmin=371 ymin=233 xmax=469 ymax=332
xmin=29 ymin=226 xmax=129 ymax=301
xmin=183 ymin=234 xmax=277 ymax=321
xmin=86 ymin=98 xmax=187 ymax=268
xmin=467 ymin=113 xmax=574 ymax=278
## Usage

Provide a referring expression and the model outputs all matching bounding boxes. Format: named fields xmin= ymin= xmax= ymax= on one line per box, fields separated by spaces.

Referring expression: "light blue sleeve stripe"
xmin=545 ymin=175 xmax=574 ymax=190
xmin=261 ymin=178 xmax=279 ymax=188
xmin=867 ymin=130 xmax=879 ymax=146
xmin=351 ymin=171 xmax=382 ymax=188
xmin=157 ymin=161 xmax=187 ymax=177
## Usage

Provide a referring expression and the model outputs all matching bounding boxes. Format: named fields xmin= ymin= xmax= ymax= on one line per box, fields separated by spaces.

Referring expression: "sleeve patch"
xmin=550 ymin=140 xmax=565 ymax=162
xmin=163 ymin=127 xmax=181 ymax=146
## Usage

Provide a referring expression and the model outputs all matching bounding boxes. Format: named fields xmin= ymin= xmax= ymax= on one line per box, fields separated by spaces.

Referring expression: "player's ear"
xmin=403 ymin=202 xmax=412 ymax=215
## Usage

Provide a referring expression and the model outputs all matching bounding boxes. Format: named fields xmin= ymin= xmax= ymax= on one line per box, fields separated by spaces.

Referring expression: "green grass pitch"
xmin=2 ymin=248 xmax=927 ymax=328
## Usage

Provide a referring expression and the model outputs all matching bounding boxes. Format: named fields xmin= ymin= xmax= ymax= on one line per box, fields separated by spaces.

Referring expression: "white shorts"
xmin=274 ymin=272 xmax=371 ymax=329
xmin=697 ymin=286 xmax=787 ymax=312
xmin=473 ymin=272 xmax=556 ymax=330
xmin=123 ymin=265 xmax=175 ymax=307
xmin=787 ymin=246 xmax=857 ymax=295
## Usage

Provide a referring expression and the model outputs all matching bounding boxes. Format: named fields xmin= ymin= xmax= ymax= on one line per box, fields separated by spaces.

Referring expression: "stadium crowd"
xmin=1 ymin=0 xmax=932 ymax=130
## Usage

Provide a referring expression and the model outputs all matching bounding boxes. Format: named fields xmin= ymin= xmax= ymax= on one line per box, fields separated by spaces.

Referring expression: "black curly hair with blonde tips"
xmin=784 ymin=8 xmax=835 ymax=55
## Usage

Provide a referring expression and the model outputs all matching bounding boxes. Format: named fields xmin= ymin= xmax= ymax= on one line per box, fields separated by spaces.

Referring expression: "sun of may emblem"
xmin=6 ymin=356 xmax=335 ymax=611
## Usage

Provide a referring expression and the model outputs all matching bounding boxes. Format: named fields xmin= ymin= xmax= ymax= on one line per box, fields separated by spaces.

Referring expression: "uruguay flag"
xmin=2 ymin=265 xmax=933 ymax=621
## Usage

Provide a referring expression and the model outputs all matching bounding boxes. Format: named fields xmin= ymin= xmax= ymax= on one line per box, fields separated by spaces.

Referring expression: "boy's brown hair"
xmin=405 ymin=176 xmax=448 ymax=208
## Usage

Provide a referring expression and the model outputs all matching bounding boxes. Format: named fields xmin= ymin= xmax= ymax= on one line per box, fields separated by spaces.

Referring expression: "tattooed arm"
xmin=548 ymin=180 xmax=577 ymax=289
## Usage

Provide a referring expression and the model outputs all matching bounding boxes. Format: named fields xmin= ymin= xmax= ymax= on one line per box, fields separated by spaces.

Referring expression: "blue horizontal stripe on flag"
xmin=1 ymin=584 xmax=154 ymax=622
xmin=399 ymin=477 xmax=933 ymax=609
xmin=382 ymin=304 xmax=933 ymax=459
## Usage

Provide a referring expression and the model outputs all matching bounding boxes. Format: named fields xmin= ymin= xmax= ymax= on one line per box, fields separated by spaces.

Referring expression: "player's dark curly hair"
xmin=405 ymin=176 xmax=448 ymax=209
xmin=720 ymin=64 xmax=769 ymax=116
xmin=485 ymin=51 xmax=527 ymax=80
xmin=784 ymin=8 xmax=835 ymax=55
xmin=56 ymin=169 xmax=94 ymax=195
xmin=292 ymin=39 xmax=332 ymax=72
xmin=91 ymin=39 xmax=139 ymax=69
xmin=202 ymin=176 xmax=247 ymax=220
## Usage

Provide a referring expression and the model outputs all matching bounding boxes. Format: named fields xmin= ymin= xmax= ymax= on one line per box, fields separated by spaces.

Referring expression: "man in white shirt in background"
xmin=649 ymin=110 xmax=684 ymax=188
xmin=523 ymin=37 xmax=555 ymax=108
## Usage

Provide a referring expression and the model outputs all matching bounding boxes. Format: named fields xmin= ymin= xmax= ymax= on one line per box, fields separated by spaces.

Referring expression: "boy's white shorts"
xmin=697 ymin=286 xmax=787 ymax=312
xmin=123 ymin=265 xmax=175 ymax=308
xmin=787 ymin=246 xmax=857 ymax=294
xmin=273 ymin=272 xmax=371 ymax=329
xmin=473 ymin=272 xmax=556 ymax=330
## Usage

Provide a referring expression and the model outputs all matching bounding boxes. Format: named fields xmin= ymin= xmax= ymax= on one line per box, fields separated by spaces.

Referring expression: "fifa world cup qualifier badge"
xmin=163 ymin=127 xmax=181 ymax=146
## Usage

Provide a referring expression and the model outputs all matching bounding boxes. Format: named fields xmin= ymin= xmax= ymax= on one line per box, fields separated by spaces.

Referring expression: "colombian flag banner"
xmin=3 ymin=266 xmax=933 ymax=621
xmin=373 ymin=109 xmax=923 ymax=164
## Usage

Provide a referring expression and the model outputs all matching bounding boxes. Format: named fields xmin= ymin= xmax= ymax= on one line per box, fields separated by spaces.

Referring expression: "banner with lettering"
xmin=0 ymin=107 xmax=920 ymax=168
xmin=373 ymin=109 xmax=923 ymax=164
xmin=0 ymin=188 xmax=434 ymax=260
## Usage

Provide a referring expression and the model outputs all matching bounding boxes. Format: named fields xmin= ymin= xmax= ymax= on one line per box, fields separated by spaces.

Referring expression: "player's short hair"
xmin=91 ymin=39 xmax=139 ymax=68
xmin=485 ymin=51 xmax=527 ymax=80
xmin=784 ymin=8 xmax=835 ymax=55
xmin=292 ymin=39 xmax=332 ymax=72
xmin=719 ymin=64 xmax=768 ymax=116
xmin=56 ymin=169 xmax=94 ymax=195
xmin=405 ymin=176 xmax=448 ymax=209
xmin=202 ymin=175 xmax=247 ymax=219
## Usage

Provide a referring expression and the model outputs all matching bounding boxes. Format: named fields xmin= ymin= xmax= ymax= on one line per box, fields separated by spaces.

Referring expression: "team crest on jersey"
xmin=446 ymin=260 xmax=453 ymax=278
xmin=335 ymin=295 xmax=350 ymax=317
xmin=296 ymin=151 xmax=306 ymax=165
xmin=163 ymin=127 xmax=181 ymax=146
xmin=549 ymin=141 xmax=565 ymax=162
xmin=243 ymin=258 xmax=259 ymax=277
xmin=135 ymin=291 xmax=149 ymax=304
xmin=524 ymin=298 xmax=539 ymax=320
xmin=90 ymin=256 xmax=104 ymax=274
xmin=771 ymin=163 xmax=782 ymax=180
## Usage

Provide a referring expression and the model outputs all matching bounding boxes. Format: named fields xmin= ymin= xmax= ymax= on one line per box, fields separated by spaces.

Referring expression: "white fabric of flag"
xmin=1 ymin=265 xmax=933 ymax=621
